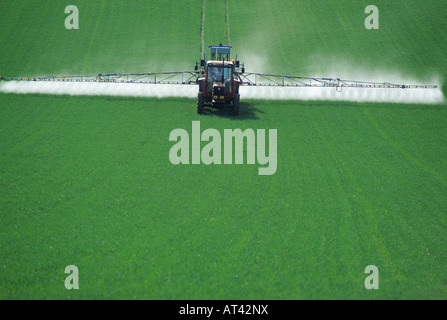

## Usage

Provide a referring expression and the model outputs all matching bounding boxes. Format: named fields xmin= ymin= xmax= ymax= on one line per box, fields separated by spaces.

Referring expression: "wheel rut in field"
xmin=200 ymin=0 xmax=206 ymax=60
xmin=225 ymin=0 xmax=231 ymax=46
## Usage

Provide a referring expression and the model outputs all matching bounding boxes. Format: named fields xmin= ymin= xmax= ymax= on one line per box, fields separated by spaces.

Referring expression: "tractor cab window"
xmin=208 ymin=66 xmax=231 ymax=82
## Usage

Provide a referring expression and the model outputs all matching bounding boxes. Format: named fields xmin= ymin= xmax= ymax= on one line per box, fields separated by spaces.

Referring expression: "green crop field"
xmin=1 ymin=0 xmax=446 ymax=300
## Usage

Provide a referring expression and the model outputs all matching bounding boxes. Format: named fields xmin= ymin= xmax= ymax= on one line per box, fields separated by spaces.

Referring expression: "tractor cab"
xmin=208 ymin=63 xmax=232 ymax=82
xmin=206 ymin=60 xmax=234 ymax=99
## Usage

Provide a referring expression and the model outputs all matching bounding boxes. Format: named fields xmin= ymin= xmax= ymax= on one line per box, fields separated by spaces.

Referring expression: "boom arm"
xmin=1 ymin=71 xmax=438 ymax=90
xmin=236 ymin=72 xmax=438 ymax=90
xmin=2 ymin=71 xmax=201 ymax=85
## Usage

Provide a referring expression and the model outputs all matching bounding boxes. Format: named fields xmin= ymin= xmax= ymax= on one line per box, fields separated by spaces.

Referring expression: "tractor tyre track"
xmin=225 ymin=0 xmax=231 ymax=46
xmin=200 ymin=0 xmax=206 ymax=60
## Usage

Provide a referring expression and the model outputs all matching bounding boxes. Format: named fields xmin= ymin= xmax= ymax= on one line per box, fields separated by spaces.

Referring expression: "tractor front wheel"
xmin=197 ymin=92 xmax=204 ymax=114
xmin=232 ymin=93 xmax=240 ymax=116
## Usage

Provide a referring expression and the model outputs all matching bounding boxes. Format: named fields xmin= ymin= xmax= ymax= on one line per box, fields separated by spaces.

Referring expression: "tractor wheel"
xmin=197 ymin=92 xmax=204 ymax=114
xmin=232 ymin=93 xmax=240 ymax=116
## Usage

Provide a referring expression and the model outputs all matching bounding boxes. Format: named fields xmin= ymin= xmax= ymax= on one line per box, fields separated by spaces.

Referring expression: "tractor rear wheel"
xmin=197 ymin=92 xmax=204 ymax=114
xmin=232 ymin=93 xmax=240 ymax=116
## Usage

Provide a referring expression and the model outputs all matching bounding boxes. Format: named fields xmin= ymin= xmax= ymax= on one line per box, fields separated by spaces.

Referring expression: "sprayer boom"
xmin=0 ymin=43 xmax=440 ymax=116
xmin=2 ymin=72 xmax=437 ymax=90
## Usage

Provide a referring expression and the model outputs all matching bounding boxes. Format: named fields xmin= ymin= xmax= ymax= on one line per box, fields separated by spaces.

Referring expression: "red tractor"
xmin=195 ymin=44 xmax=244 ymax=115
